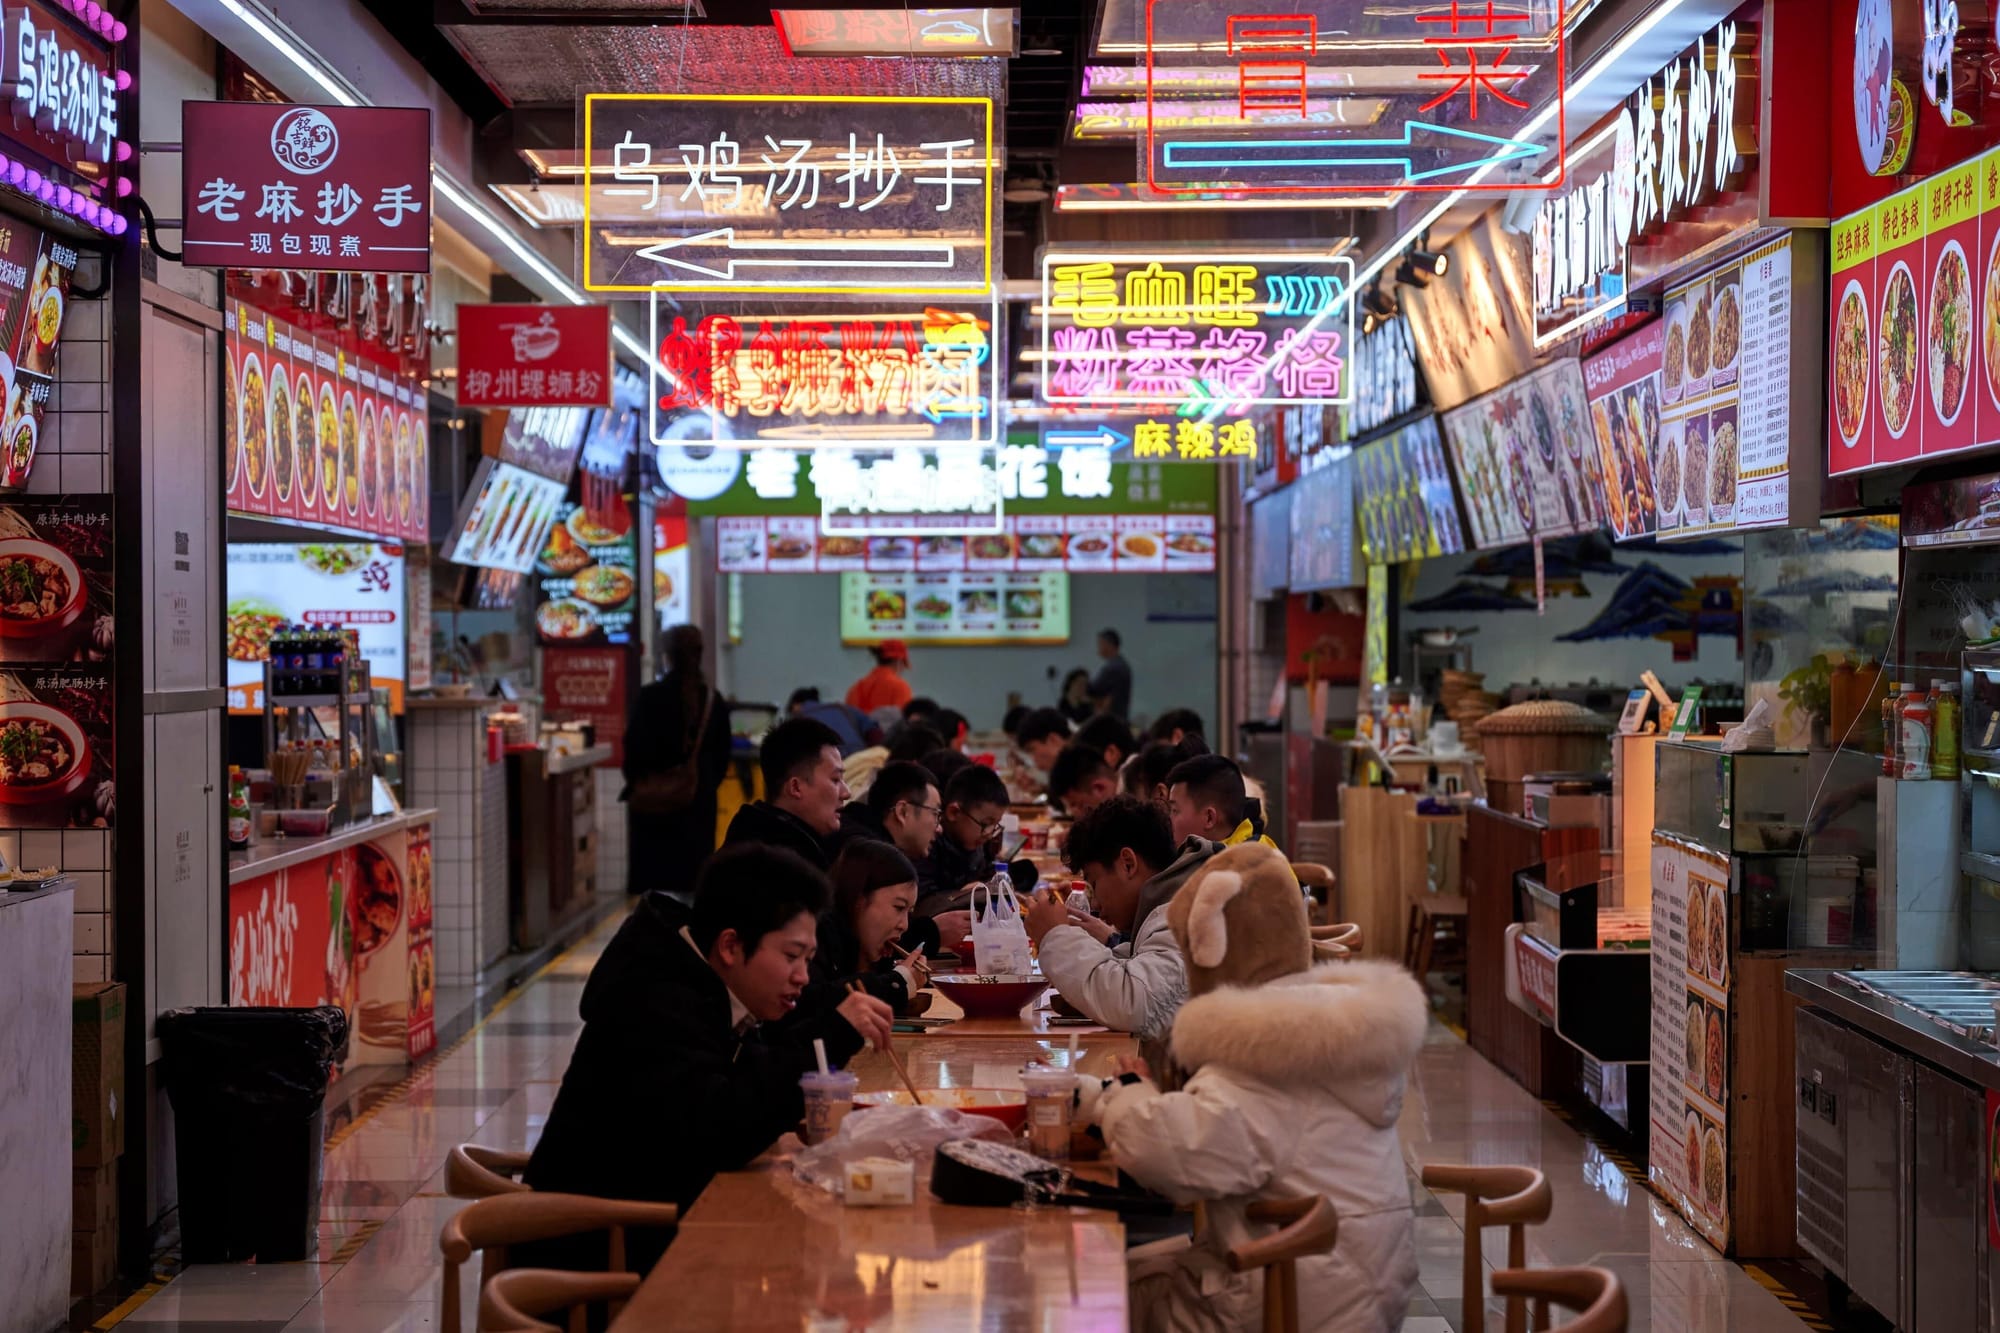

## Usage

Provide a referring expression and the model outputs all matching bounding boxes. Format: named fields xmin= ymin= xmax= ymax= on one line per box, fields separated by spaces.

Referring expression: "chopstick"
xmin=851 ymin=980 xmax=925 ymax=1104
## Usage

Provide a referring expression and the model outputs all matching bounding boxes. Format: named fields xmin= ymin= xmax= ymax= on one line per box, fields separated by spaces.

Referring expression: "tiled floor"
xmin=113 ymin=916 xmax=1816 ymax=1332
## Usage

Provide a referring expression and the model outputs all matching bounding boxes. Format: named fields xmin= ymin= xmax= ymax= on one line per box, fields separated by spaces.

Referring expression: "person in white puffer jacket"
xmin=1022 ymin=794 xmax=1225 ymax=1046
xmin=1076 ymin=841 xmax=1426 ymax=1333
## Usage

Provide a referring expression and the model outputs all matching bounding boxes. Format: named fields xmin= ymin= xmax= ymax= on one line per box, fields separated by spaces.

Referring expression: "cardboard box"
xmin=71 ymin=1222 xmax=116 ymax=1298
xmin=72 ymin=982 xmax=125 ymax=1167
xmin=73 ymin=1163 xmax=116 ymax=1236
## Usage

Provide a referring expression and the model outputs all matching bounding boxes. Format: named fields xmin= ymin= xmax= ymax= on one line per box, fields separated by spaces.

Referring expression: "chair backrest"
xmin=1309 ymin=922 xmax=1362 ymax=960
xmin=477 ymin=1268 xmax=643 ymax=1333
xmin=1490 ymin=1266 xmax=1627 ymax=1333
xmin=438 ymin=1192 xmax=678 ymax=1331
xmin=1420 ymin=1165 xmax=1552 ymax=1333
xmin=1224 ymin=1196 xmax=1339 ymax=1333
xmin=447 ymin=1144 xmax=533 ymax=1199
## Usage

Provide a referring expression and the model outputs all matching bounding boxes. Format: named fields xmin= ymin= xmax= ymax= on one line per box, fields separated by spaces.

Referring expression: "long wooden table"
xmin=609 ymin=1028 xmax=1138 ymax=1330
xmin=916 ymin=985 xmax=1110 ymax=1038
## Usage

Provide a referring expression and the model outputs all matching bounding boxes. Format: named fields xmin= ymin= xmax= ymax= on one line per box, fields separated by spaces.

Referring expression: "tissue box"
xmin=843 ymin=1156 xmax=915 ymax=1206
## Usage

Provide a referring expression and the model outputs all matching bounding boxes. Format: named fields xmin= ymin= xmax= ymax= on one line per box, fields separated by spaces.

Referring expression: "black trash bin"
xmin=157 ymin=1005 xmax=349 ymax=1263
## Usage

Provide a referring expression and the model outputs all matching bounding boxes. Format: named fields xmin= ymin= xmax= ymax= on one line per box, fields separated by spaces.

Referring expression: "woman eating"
xmin=792 ymin=840 xmax=930 ymax=1020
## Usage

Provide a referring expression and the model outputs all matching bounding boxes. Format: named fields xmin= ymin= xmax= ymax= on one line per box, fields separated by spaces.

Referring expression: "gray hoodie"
xmin=1036 ymin=836 xmax=1225 ymax=1041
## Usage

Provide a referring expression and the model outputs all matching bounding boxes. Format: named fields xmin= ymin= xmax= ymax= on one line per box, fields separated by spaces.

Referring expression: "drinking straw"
xmin=814 ymin=1037 xmax=829 ymax=1077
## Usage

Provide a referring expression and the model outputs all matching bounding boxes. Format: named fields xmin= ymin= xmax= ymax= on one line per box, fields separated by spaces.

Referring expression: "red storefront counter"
xmin=227 ymin=809 xmax=437 ymax=1066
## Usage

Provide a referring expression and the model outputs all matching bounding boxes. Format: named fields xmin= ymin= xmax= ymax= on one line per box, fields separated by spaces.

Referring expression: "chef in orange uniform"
xmin=845 ymin=639 xmax=913 ymax=713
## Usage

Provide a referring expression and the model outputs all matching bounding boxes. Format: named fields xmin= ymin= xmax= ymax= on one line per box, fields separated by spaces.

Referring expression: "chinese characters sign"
xmin=1037 ymin=249 xmax=1354 ymax=410
xmin=1347 ymin=316 xmax=1423 ymax=438
xmin=583 ymin=93 xmax=994 ymax=296
xmin=458 ymin=305 xmax=611 ymax=410
xmin=542 ymin=648 xmax=629 ymax=768
xmin=182 ymin=102 xmax=433 ymax=273
xmin=1141 ymin=1 xmax=1563 ymax=195
xmin=1533 ymin=110 xmax=1633 ymax=348
xmin=648 ymin=295 xmax=999 ymax=449
xmin=5 ymin=2 xmax=118 ymax=166
xmin=1041 ymin=416 xmax=1265 ymax=463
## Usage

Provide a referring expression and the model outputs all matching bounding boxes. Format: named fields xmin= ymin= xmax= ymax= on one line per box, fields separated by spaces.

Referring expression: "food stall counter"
xmin=507 ymin=741 xmax=611 ymax=949
xmin=227 ymin=808 xmax=437 ymax=1067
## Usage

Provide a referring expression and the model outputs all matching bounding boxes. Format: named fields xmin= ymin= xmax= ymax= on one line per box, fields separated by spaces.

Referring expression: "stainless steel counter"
xmin=1786 ymin=968 xmax=2000 ymax=1093
xmin=227 ymin=808 xmax=439 ymax=885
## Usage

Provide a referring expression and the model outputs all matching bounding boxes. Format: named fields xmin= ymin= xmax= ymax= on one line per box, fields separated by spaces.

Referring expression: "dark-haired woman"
xmin=801 ymin=840 xmax=929 ymax=1017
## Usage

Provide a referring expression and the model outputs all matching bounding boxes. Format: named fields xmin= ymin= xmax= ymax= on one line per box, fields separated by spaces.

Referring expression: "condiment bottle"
xmin=1900 ymin=687 xmax=1934 ymax=781
xmin=1934 ymin=682 xmax=1961 ymax=780
xmin=1882 ymin=683 xmax=1903 ymax=777
xmin=226 ymin=766 xmax=251 ymax=850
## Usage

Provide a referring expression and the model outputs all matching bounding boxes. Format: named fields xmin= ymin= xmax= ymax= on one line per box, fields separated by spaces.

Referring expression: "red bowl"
xmin=852 ymin=1088 xmax=1027 ymax=1131
xmin=932 ymin=974 xmax=1049 ymax=1020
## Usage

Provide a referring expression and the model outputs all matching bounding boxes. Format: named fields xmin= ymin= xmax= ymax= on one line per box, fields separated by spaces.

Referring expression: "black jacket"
xmin=919 ymin=831 xmax=992 ymax=906
xmin=827 ymin=801 xmax=891 ymax=857
xmin=722 ymin=800 xmax=834 ymax=870
xmin=524 ymin=892 xmax=863 ymax=1216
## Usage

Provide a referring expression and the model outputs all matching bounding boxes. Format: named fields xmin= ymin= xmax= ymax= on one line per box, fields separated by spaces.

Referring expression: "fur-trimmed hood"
xmin=1168 ymin=958 xmax=1428 ymax=1127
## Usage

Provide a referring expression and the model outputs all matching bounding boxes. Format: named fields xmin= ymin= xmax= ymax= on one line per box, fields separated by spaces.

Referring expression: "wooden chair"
xmin=1490 ymin=1266 xmax=1627 ymax=1333
xmin=1223 ymin=1196 xmax=1339 ymax=1333
xmin=1310 ymin=922 xmax=1362 ymax=960
xmin=447 ymin=1144 xmax=532 ymax=1198
xmin=1290 ymin=862 xmax=1338 ymax=923
xmin=1420 ymin=1165 xmax=1552 ymax=1333
xmin=439 ymin=1191 xmax=678 ymax=1330
xmin=477 ymin=1268 xmax=644 ymax=1333
xmin=1402 ymin=816 xmax=1469 ymax=982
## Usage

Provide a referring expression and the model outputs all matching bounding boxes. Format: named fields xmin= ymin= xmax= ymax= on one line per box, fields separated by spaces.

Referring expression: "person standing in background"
xmin=1059 ymin=668 xmax=1095 ymax=723
xmin=1089 ymin=628 xmax=1133 ymax=720
xmin=624 ymin=624 xmax=732 ymax=900
xmin=846 ymin=639 xmax=914 ymax=713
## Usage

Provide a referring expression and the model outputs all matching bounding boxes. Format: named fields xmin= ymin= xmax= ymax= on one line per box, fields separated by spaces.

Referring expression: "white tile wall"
xmin=593 ymin=767 xmax=627 ymax=894
xmin=407 ymin=705 xmax=506 ymax=986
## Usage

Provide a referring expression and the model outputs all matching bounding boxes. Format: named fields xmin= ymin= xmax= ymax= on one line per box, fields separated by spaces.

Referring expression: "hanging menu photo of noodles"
xmin=0 ymin=496 xmax=113 ymax=830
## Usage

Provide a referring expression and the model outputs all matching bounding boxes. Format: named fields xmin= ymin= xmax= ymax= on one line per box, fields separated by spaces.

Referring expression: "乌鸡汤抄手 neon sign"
xmin=583 ymin=93 xmax=995 ymax=296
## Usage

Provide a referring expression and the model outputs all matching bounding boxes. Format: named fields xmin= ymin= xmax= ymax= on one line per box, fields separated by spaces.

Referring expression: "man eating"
xmin=1014 ymin=707 xmax=1072 ymax=772
xmin=1166 ymin=753 xmax=1279 ymax=850
xmin=722 ymin=716 xmax=848 ymax=869
xmin=917 ymin=762 xmax=1011 ymax=915
xmin=1022 ymin=794 xmax=1223 ymax=1042
xmin=1047 ymin=743 xmax=1120 ymax=819
xmin=525 ymin=845 xmax=895 ymax=1267
xmin=832 ymin=759 xmax=971 ymax=948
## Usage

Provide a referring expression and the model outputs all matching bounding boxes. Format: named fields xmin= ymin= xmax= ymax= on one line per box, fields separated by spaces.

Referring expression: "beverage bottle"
xmin=226 ymin=765 xmax=251 ymax=850
xmin=1065 ymin=879 xmax=1093 ymax=917
xmin=1882 ymin=683 xmax=1902 ymax=777
xmin=1900 ymin=687 xmax=1934 ymax=781
xmin=1933 ymin=683 xmax=1961 ymax=780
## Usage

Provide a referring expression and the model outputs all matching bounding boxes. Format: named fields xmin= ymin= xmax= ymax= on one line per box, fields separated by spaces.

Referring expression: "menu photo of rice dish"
xmin=1707 ymin=407 xmax=1739 ymax=523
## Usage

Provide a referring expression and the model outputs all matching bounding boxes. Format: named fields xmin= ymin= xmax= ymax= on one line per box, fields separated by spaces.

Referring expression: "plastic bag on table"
xmin=792 ymin=1105 xmax=1011 ymax=1197
xmin=969 ymin=876 xmax=1034 ymax=976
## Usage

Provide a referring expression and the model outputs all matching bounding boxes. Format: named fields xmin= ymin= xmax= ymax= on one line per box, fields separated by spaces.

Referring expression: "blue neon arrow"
xmin=1044 ymin=426 xmax=1132 ymax=451
xmin=1162 ymin=120 xmax=1546 ymax=182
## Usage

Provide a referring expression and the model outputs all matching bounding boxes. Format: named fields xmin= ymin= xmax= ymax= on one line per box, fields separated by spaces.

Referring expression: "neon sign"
xmin=1037 ymin=416 xmax=1263 ymax=463
xmin=648 ymin=294 xmax=1000 ymax=451
xmin=1141 ymin=1 xmax=1562 ymax=195
xmin=583 ymin=93 xmax=994 ymax=296
xmin=1629 ymin=22 xmax=1747 ymax=236
xmin=1037 ymin=250 xmax=1354 ymax=411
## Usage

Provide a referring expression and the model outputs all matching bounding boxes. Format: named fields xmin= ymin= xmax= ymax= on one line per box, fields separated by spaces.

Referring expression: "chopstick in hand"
xmin=851 ymin=980 xmax=924 ymax=1103
xmin=890 ymin=941 xmax=932 ymax=989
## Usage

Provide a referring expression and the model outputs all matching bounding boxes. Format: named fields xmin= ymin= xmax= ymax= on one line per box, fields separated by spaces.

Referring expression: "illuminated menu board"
xmin=1440 ymin=359 xmax=1604 ymax=550
xmin=839 ymin=571 xmax=1069 ymax=646
xmin=1354 ymin=416 xmax=1464 ymax=564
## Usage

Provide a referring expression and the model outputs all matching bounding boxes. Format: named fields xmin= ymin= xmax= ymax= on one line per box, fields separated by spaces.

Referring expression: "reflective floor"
xmin=110 ymin=914 xmax=1816 ymax=1332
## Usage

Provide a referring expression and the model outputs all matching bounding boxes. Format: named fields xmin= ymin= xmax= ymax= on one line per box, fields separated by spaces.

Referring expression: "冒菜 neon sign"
xmin=1037 ymin=250 xmax=1354 ymax=411
xmin=1140 ymin=1 xmax=1563 ymax=195
xmin=583 ymin=93 xmax=995 ymax=296
xmin=648 ymin=293 xmax=1001 ymax=451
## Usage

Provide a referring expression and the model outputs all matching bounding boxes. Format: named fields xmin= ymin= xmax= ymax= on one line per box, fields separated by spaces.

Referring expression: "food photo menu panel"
xmin=839 ymin=571 xmax=1069 ymax=645
xmin=1441 ymin=360 xmax=1603 ymax=550
xmin=1647 ymin=834 xmax=1732 ymax=1252
xmin=717 ymin=516 xmax=1215 ymax=574
xmin=1830 ymin=147 xmax=1996 ymax=476
xmin=1659 ymin=234 xmax=1794 ymax=536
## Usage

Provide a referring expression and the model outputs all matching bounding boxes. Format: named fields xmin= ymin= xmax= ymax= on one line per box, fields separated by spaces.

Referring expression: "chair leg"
xmin=1504 ymin=1223 xmax=1528 ymax=1333
xmin=1414 ymin=906 xmax=1437 ymax=981
xmin=1404 ymin=902 xmax=1423 ymax=971
xmin=1462 ymin=1200 xmax=1485 ymax=1333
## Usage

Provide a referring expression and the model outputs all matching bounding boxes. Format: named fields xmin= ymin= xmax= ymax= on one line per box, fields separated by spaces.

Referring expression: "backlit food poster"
xmin=717 ymin=517 xmax=1214 ymax=574
xmin=1354 ymin=415 xmax=1465 ymax=564
xmin=840 ymin=571 xmax=1069 ymax=645
xmin=225 ymin=302 xmax=430 ymax=543
xmin=1441 ymin=360 xmax=1603 ymax=550
xmin=1288 ymin=452 xmax=1357 ymax=590
xmin=1583 ymin=320 xmax=1668 ymax=540
xmin=653 ymin=512 xmax=691 ymax=628
xmin=0 ymin=224 xmax=78 ymax=492
xmin=535 ymin=502 xmax=637 ymax=646
xmin=1830 ymin=148 xmax=1996 ymax=476
xmin=1658 ymin=235 xmax=1795 ymax=537
xmin=443 ymin=458 xmax=567 ymax=574
xmin=225 ymin=543 xmax=406 ymax=714
xmin=0 ymin=496 xmax=113 ymax=830
xmin=1647 ymin=833 xmax=1732 ymax=1251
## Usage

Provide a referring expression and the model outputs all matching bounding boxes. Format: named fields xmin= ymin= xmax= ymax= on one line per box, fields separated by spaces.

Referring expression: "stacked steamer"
xmin=1441 ymin=670 xmax=1500 ymax=751
xmin=1474 ymin=699 xmax=1613 ymax=819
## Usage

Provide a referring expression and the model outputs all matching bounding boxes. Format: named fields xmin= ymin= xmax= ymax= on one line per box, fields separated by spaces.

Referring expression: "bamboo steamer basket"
xmin=1474 ymin=700 xmax=1613 ymax=804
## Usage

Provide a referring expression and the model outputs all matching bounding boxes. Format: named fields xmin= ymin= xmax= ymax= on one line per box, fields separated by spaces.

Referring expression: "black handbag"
xmin=929 ymin=1140 xmax=1175 ymax=1216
